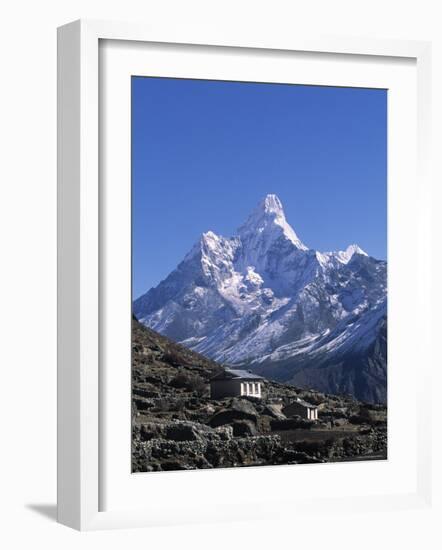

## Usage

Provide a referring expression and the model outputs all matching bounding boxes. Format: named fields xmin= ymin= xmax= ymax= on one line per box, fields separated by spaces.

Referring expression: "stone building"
xmin=210 ymin=368 xmax=264 ymax=399
xmin=283 ymin=397 xmax=319 ymax=420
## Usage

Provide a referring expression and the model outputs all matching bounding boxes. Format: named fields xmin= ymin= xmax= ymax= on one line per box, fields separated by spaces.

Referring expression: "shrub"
xmin=170 ymin=372 xmax=190 ymax=389
xmin=169 ymin=372 xmax=207 ymax=396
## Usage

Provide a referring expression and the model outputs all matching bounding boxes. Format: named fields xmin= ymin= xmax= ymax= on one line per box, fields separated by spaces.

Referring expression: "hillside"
xmin=132 ymin=319 xmax=387 ymax=472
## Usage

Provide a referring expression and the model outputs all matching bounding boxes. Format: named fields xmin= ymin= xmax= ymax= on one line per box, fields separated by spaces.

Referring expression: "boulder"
xmin=214 ymin=425 xmax=234 ymax=440
xmin=263 ymin=404 xmax=286 ymax=420
xmin=164 ymin=421 xmax=213 ymax=442
xmin=202 ymin=403 xmax=216 ymax=415
xmin=138 ymin=422 xmax=164 ymax=441
xmin=209 ymin=400 xmax=258 ymax=428
xmin=133 ymin=397 xmax=154 ymax=411
xmin=232 ymin=420 xmax=257 ymax=437
xmin=230 ymin=398 xmax=259 ymax=416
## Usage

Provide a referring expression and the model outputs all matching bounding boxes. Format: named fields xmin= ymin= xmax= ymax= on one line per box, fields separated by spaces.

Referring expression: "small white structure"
xmin=283 ymin=397 xmax=319 ymax=420
xmin=210 ymin=368 xmax=264 ymax=399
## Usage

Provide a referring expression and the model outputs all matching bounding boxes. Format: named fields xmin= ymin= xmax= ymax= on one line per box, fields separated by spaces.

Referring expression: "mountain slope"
xmin=133 ymin=194 xmax=387 ymax=403
xmin=254 ymin=302 xmax=387 ymax=403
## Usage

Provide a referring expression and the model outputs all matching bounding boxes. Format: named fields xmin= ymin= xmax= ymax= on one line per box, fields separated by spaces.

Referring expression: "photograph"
xmin=0 ymin=0 xmax=435 ymax=541
xmin=131 ymin=76 xmax=388 ymax=473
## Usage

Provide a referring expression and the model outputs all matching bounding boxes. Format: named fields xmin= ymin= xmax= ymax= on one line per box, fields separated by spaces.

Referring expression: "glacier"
xmin=133 ymin=194 xmax=387 ymax=403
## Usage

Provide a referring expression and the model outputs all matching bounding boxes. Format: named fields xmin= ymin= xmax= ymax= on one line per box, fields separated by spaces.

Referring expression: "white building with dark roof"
xmin=210 ymin=368 xmax=264 ymax=399
xmin=283 ymin=397 xmax=319 ymax=420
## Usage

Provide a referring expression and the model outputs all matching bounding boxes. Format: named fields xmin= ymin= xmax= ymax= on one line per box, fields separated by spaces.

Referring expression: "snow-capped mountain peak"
xmin=200 ymin=230 xmax=223 ymax=254
xmin=238 ymin=193 xmax=308 ymax=252
xmin=133 ymin=194 xmax=387 ymax=403
xmin=336 ymin=243 xmax=368 ymax=264
xmin=261 ymin=193 xmax=285 ymax=215
xmin=317 ymin=243 xmax=368 ymax=268
xmin=345 ymin=243 xmax=367 ymax=258
xmin=184 ymin=229 xmax=233 ymax=262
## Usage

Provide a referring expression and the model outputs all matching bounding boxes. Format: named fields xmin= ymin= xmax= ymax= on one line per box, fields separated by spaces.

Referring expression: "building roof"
xmin=210 ymin=368 xmax=265 ymax=381
xmin=289 ymin=397 xmax=318 ymax=409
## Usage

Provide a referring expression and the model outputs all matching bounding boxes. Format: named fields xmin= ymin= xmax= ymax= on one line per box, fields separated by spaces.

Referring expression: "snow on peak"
xmin=198 ymin=230 xmax=236 ymax=260
xmin=201 ymin=230 xmax=219 ymax=243
xmin=331 ymin=243 xmax=368 ymax=265
xmin=238 ymin=194 xmax=308 ymax=251
xmin=316 ymin=243 xmax=369 ymax=269
xmin=183 ymin=230 xmax=224 ymax=261
xmin=346 ymin=244 xmax=367 ymax=257
xmin=261 ymin=193 xmax=284 ymax=215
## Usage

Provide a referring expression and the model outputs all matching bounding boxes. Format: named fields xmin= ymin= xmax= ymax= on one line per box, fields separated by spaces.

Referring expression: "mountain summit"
xmin=238 ymin=194 xmax=308 ymax=252
xmin=133 ymin=195 xmax=387 ymax=403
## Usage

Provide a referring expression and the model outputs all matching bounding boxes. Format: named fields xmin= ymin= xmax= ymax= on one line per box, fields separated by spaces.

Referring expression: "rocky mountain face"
xmin=134 ymin=194 xmax=387 ymax=403
xmin=132 ymin=319 xmax=387 ymax=472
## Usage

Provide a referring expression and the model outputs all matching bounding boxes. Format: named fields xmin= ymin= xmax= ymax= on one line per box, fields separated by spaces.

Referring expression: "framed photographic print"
xmin=130 ymin=77 xmax=388 ymax=472
xmin=57 ymin=20 xmax=433 ymax=530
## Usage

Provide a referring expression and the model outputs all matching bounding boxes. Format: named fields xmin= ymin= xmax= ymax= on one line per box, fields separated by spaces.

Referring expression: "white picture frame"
xmin=57 ymin=19 xmax=433 ymax=531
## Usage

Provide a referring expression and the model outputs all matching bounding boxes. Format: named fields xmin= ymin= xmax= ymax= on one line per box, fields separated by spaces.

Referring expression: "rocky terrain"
xmin=132 ymin=319 xmax=387 ymax=473
xmin=134 ymin=194 xmax=387 ymax=404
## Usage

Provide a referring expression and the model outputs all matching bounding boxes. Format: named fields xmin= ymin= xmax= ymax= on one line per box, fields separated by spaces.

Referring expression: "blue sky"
xmin=132 ymin=77 xmax=387 ymax=299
